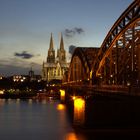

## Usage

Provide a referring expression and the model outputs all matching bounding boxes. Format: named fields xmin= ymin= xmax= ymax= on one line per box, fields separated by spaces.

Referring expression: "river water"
xmin=0 ymin=98 xmax=88 ymax=140
xmin=0 ymin=97 xmax=139 ymax=140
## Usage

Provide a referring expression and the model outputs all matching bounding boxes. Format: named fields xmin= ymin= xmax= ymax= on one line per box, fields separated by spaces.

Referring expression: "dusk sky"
xmin=0 ymin=0 xmax=133 ymax=76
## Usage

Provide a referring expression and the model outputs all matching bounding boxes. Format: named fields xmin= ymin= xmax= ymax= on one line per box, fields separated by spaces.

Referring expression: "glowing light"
xmin=0 ymin=90 xmax=4 ymax=94
xmin=72 ymin=96 xmax=76 ymax=100
xmin=60 ymin=89 xmax=65 ymax=101
xmin=74 ymin=98 xmax=85 ymax=109
xmin=74 ymin=98 xmax=85 ymax=125
xmin=90 ymin=70 xmax=92 ymax=79
xmin=127 ymin=82 xmax=130 ymax=86
xmin=65 ymin=132 xmax=78 ymax=140
xmin=57 ymin=104 xmax=65 ymax=111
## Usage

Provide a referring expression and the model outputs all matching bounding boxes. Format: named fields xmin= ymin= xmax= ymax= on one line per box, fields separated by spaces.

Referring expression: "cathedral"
xmin=42 ymin=34 xmax=69 ymax=82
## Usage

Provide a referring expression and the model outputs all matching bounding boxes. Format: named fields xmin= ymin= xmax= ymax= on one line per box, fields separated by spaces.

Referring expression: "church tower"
xmin=42 ymin=33 xmax=69 ymax=82
xmin=47 ymin=33 xmax=55 ymax=63
xmin=57 ymin=33 xmax=66 ymax=63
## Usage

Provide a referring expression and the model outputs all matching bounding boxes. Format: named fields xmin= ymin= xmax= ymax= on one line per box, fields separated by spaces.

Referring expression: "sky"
xmin=0 ymin=0 xmax=133 ymax=76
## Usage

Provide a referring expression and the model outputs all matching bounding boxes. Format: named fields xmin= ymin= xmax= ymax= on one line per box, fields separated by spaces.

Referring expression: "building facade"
xmin=42 ymin=34 xmax=69 ymax=82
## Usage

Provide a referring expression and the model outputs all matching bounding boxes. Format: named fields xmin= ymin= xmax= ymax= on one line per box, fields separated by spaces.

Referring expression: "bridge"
xmin=44 ymin=1 xmax=140 ymax=128
xmin=61 ymin=0 xmax=140 ymax=96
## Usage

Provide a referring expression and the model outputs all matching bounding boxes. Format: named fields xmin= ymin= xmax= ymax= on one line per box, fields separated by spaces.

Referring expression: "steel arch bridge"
xmin=92 ymin=0 xmax=140 ymax=86
xmin=64 ymin=0 xmax=140 ymax=88
xmin=66 ymin=47 xmax=99 ymax=84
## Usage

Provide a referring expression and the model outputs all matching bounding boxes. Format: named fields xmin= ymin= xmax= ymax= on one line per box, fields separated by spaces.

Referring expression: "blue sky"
xmin=0 ymin=0 xmax=133 ymax=76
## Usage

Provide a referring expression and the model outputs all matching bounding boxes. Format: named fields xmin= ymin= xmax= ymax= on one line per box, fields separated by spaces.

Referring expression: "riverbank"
xmin=0 ymin=91 xmax=60 ymax=99
xmin=0 ymin=91 xmax=37 ymax=99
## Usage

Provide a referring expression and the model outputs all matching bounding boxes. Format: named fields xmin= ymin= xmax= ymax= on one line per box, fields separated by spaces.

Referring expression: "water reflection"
xmin=57 ymin=103 xmax=65 ymax=111
xmin=74 ymin=97 xmax=85 ymax=125
xmin=7 ymin=98 xmax=12 ymax=104
xmin=65 ymin=132 xmax=78 ymax=140
xmin=41 ymin=99 xmax=47 ymax=104
xmin=28 ymin=98 xmax=33 ymax=104
xmin=0 ymin=98 xmax=91 ymax=140
xmin=16 ymin=98 xmax=20 ymax=104
xmin=0 ymin=98 xmax=5 ymax=106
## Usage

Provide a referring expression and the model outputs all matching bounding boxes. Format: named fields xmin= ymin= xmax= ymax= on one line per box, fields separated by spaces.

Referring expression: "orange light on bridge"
xmin=60 ymin=89 xmax=65 ymax=102
xmin=72 ymin=96 xmax=76 ymax=100
xmin=74 ymin=98 xmax=85 ymax=109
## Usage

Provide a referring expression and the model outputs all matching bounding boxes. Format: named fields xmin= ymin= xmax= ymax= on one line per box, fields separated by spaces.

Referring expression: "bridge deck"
xmin=61 ymin=84 xmax=140 ymax=97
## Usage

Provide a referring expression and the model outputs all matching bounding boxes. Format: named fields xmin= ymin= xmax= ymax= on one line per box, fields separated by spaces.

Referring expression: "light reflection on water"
xmin=74 ymin=98 xmax=85 ymax=126
xmin=0 ymin=98 xmax=87 ymax=140
xmin=64 ymin=132 xmax=78 ymax=140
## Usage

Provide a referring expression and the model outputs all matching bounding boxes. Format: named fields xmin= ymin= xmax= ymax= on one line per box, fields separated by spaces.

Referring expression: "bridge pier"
xmin=61 ymin=87 xmax=140 ymax=129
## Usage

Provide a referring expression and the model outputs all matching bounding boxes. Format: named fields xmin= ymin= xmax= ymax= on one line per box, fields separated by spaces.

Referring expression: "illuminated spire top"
xmin=49 ymin=33 xmax=54 ymax=51
xmin=60 ymin=33 xmax=64 ymax=50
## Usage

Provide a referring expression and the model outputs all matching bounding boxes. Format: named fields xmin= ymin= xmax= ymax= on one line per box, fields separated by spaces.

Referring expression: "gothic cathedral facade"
xmin=42 ymin=34 xmax=69 ymax=82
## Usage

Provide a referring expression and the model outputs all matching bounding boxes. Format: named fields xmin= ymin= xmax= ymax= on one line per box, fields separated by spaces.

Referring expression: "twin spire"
xmin=47 ymin=33 xmax=66 ymax=63
xmin=49 ymin=33 xmax=64 ymax=51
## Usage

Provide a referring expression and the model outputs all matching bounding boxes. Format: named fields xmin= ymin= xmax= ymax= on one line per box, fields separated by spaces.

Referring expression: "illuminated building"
xmin=13 ymin=75 xmax=27 ymax=82
xmin=42 ymin=33 xmax=69 ymax=82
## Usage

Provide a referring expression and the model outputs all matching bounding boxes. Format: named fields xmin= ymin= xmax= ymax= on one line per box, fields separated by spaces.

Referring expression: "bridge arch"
xmin=67 ymin=47 xmax=99 ymax=84
xmin=92 ymin=0 xmax=140 ymax=86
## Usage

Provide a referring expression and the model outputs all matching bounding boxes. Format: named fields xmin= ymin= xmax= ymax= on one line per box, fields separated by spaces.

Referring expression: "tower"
xmin=47 ymin=33 xmax=55 ymax=63
xmin=57 ymin=33 xmax=66 ymax=63
xmin=42 ymin=33 xmax=69 ymax=82
xmin=29 ymin=67 xmax=34 ymax=81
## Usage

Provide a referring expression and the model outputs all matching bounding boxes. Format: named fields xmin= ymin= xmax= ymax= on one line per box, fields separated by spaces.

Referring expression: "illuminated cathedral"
xmin=42 ymin=34 xmax=69 ymax=82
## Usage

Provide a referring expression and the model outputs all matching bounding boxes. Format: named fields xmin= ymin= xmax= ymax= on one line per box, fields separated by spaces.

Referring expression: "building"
xmin=42 ymin=34 xmax=69 ymax=82
xmin=13 ymin=75 xmax=27 ymax=82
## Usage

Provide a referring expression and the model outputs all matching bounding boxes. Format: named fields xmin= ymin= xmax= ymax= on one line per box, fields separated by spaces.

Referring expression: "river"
xmin=0 ymin=97 xmax=139 ymax=140
xmin=0 ymin=98 xmax=88 ymax=140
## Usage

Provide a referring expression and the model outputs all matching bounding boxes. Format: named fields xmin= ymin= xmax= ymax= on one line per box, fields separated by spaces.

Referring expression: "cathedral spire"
xmin=47 ymin=33 xmax=55 ymax=63
xmin=49 ymin=33 xmax=54 ymax=51
xmin=60 ymin=33 xmax=64 ymax=50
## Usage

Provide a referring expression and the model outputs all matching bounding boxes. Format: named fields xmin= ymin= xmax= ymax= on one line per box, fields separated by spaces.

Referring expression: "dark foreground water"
xmin=0 ymin=98 xmax=88 ymax=140
xmin=0 ymin=98 xmax=140 ymax=140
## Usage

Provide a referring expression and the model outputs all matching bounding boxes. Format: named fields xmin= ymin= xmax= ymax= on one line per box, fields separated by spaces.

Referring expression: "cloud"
xmin=74 ymin=27 xmax=84 ymax=34
xmin=69 ymin=45 xmax=76 ymax=55
xmin=64 ymin=27 xmax=84 ymax=37
xmin=14 ymin=51 xmax=34 ymax=59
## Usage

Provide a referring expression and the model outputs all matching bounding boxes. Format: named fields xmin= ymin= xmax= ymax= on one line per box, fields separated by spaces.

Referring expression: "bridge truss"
xmin=92 ymin=0 xmax=140 ymax=86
